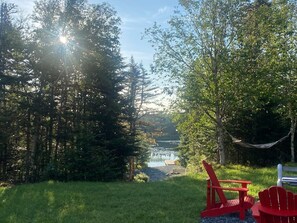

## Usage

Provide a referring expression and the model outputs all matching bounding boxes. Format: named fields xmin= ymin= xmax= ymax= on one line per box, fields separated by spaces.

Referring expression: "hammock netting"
xmin=229 ymin=131 xmax=291 ymax=149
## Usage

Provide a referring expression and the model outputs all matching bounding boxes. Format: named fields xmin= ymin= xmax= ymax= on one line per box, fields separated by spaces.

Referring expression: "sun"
xmin=59 ymin=35 xmax=68 ymax=44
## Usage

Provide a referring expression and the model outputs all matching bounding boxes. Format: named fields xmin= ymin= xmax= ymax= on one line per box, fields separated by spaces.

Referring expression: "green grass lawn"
xmin=0 ymin=164 xmax=295 ymax=223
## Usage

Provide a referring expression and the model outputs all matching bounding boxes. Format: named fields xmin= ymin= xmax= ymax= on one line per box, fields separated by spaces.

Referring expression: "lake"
xmin=147 ymin=140 xmax=179 ymax=167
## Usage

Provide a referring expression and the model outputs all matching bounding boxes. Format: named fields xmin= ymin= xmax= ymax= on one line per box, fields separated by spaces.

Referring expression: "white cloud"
xmin=153 ymin=6 xmax=172 ymax=18
xmin=158 ymin=6 xmax=170 ymax=15
xmin=121 ymin=16 xmax=152 ymax=26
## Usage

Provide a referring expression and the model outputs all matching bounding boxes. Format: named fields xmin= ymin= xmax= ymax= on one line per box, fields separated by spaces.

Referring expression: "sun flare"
xmin=59 ymin=35 xmax=68 ymax=44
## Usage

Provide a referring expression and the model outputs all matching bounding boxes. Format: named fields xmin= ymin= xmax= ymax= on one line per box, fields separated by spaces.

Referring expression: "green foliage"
xmin=134 ymin=172 xmax=150 ymax=183
xmin=147 ymin=0 xmax=297 ymax=166
xmin=146 ymin=0 xmax=252 ymax=165
xmin=140 ymin=112 xmax=179 ymax=140
xmin=123 ymin=57 xmax=158 ymax=168
xmin=133 ymin=132 xmax=151 ymax=168
xmin=0 ymin=1 xmax=29 ymax=181
xmin=226 ymin=0 xmax=297 ymax=164
xmin=173 ymin=109 xmax=216 ymax=167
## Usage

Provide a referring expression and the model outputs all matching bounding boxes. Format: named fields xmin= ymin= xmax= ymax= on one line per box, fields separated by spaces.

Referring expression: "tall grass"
xmin=0 ymin=164 xmax=295 ymax=223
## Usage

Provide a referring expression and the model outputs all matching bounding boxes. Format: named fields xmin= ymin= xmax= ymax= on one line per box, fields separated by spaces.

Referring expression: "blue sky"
xmin=99 ymin=0 xmax=180 ymax=68
xmin=8 ymin=0 xmax=180 ymax=70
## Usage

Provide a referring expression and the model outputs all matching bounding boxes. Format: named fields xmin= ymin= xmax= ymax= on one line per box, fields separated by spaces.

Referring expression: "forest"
xmin=0 ymin=0 xmax=160 ymax=183
xmin=1 ymin=0 xmax=297 ymax=183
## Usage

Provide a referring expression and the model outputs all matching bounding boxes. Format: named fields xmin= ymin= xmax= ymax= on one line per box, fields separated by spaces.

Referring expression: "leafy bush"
xmin=134 ymin=172 xmax=149 ymax=183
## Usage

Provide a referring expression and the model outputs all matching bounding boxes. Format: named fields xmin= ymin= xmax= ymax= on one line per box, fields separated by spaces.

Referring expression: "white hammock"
xmin=229 ymin=131 xmax=291 ymax=149
xmin=203 ymin=110 xmax=291 ymax=149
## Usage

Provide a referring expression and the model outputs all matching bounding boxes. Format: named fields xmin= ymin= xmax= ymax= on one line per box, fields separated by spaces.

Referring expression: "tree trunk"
xmin=48 ymin=87 xmax=55 ymax=164
xmin=290 ymin=117 xmax=296 ymax=163
xmin=1 ymin=142 xmax=8 ymax=180
xmin=128 ymin=156 xmax=135 ymax=181
xmin=213 ymin=50 xmax=225 ymax=165
xmin=217 ymin=118 xmax=226 ymax=165
xmin=28 ymin=114 xmax=41 ymax=182
xmin=288 ymin=103 xmax=296 ymax=163
xmin=25 ymin=109 xmax=31 ymax=181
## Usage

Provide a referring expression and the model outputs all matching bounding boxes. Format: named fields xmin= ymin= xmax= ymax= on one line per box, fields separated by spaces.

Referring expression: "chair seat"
xmin=222 ymin=195 xmax=255 ymax=208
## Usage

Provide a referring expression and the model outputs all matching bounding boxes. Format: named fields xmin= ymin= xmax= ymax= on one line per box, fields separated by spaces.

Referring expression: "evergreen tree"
xmin=124 ymin=57 xmax=158 ymax=174
xmin=0 ymin=0 xmax=136 ymax=182
xmin=0 ymin=1 xmax=28 ymax=181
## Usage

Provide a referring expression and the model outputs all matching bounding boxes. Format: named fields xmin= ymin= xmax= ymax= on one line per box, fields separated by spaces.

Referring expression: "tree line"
xmin=146 ymin=0 xmax=297 ymax=166
xmin=0 ymin=0 xmax=156 ymax=182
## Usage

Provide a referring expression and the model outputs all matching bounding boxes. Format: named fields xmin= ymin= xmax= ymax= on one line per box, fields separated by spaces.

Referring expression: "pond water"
xmin=147 ymin=140 xmax=179 ymax=167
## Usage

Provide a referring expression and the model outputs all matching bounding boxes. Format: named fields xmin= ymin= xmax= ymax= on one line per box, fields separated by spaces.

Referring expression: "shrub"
xmin=134 ymin=172 xmax=149 ymax=183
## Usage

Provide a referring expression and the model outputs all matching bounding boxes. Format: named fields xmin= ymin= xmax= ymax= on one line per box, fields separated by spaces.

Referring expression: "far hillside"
xmin=139 ymin=113 xmax=179 ymax=142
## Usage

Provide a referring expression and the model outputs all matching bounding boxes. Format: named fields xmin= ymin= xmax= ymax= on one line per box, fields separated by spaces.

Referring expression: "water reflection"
xmin=147 ymin=140 xmax=179 ymax=167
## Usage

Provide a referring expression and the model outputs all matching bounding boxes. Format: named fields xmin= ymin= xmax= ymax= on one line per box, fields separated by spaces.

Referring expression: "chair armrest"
xmin=218 ymin=179 xmax=252 ymax=184
xmin=211 ymin=185 xmax=248 ymax=192
xmin=259 ymin=205 xmax=297 ymax=217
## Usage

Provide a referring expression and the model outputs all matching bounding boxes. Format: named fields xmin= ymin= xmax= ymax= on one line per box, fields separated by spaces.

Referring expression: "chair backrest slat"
xmin=288 ymin=192 xmax=294 ymax=210
xmin=259 ymin=189 xmax=270 ymax=207
xmin=269 ymin=187 xmax=280 ymax=210
xmin=278 ymin=187 xmax=288 ymax=210
xmin=288 ymin=192 xmax=295 ymax=223
xmin=202 ymin=160 xmax=227 ymax=204
xmin=277 ymin=187 xmax=288 ymax=223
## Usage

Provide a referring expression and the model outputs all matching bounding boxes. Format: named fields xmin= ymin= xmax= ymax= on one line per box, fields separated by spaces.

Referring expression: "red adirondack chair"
xmin=258 ymin=186 xmax=297 ymax=223
xmin=201 ymin=160 xmax=255 ymax=220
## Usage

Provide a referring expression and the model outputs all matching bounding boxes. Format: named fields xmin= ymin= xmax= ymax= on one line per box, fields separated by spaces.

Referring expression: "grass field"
xmin=0 ymin=164 xmax=294 ymax=223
